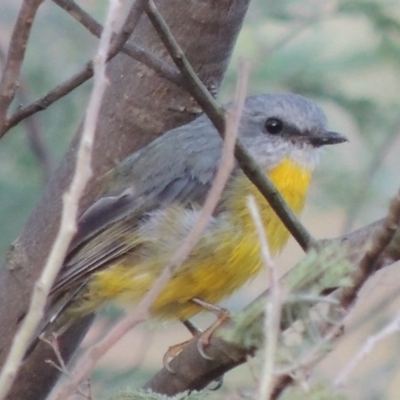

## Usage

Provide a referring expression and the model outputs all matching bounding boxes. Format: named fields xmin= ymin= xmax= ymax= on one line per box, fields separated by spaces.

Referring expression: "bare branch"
xmin=0 ymin=41 xmax=52 ymax=182
xmin=0 ymin=0 xmax=44 ymax=133
xmin=1 ymin=0 xmax=152 ymax=137
xmin=339 ymin=188 xmax=400 ymax=310
xmin=0 ymin=0 xmax=122 ymax=398
xmin=247 ymin=196 xmax=282 ymax=400
xmin=3 ymin=64 xmax=93 ymax=135
xmin=335 ymin=310 xmax=400 ymax=386
xmin=52 ymin=0 xmax=182 ymax=84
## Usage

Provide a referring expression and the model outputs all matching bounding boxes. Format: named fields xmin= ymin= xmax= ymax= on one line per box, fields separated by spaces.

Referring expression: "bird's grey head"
xmin=235 ymin=93 xmax=347 ymax=170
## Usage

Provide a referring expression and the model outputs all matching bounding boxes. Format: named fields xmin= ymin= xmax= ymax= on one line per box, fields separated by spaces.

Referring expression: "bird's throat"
xmin=225 ymin=158 xmax=312 ymax=254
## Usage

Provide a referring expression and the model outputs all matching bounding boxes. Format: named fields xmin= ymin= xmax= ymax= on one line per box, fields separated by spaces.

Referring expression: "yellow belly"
xmin=81 ymin=158 xmax=311 ymax=320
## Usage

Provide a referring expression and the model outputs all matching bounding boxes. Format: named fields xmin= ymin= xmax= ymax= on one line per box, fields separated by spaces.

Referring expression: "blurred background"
xmin=1 ymin=0 xmax=400 ymax=398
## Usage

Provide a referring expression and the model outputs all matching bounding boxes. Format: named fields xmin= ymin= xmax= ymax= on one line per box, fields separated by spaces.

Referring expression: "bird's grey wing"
xmin=51 ymin=118 xmax=224 ymax=297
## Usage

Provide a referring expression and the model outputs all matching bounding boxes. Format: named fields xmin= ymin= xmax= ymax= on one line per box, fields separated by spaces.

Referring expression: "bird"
xmin=41 ymin=93 xmax=347 ymax=341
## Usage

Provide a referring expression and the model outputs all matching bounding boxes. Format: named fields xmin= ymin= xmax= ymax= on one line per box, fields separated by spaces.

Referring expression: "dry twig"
xmin=2 ymin=0 xmax=149 ymax=136
xmin=340 ymin=188 xmax=400 ymax=310
xmin=0 ymin=0 xmax=121 ymax=398
xmin=52 ymin=0 xmax=181 ymax=85
xmin=0 ymin=0 xmax=44 ymax=134
xmin=247 ymin=196 xmax=282 ymax=400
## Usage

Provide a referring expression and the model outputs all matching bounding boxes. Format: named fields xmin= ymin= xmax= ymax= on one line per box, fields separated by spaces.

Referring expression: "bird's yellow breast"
xmin=224 ymin=157 xmax=312 ymax=254
xmin=81 ymin=158 xmax=312 ymax=320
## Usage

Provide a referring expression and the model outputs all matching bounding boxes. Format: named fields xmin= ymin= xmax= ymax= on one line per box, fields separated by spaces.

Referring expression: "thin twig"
xmin=3 ymin=64 xmax=94 ymax=135
xmin=0 ymin=0 xmax=121 ymax=398
xmin=52 ymin=0 xmax=182 ymax=84
xmin=51 ymin=57 xmax=250 ymax=400
xmin=335 ymin=310 xmax=400 ymax=386
xmin=340 ymin=188 xmax=400 ymax=310
xmin=247 ymin=196 xmax=282 ymax=400
xmin=170 ymin=60 xmax=249 ymax=267
xmin=0 ymin=0 xmax=44 ymax=134
xmin=1 ymin=0 xmax=150 ymax=137
xmin=270 ymin=316 xmax=344 ymax=400
xmin=145 ymin=0 xmax=316 ymax=252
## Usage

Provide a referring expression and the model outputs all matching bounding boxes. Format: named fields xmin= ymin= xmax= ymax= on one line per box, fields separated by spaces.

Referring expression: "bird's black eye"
xmin=265 ymin=118 xmax=283 ymax=134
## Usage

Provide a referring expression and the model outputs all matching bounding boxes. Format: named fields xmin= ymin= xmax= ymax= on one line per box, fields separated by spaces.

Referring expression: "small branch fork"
xmin=0 ymin=0 xmax=44 ymax=134
xmin=0 ymin=0 xmax=181 ymax=137
xmin=52 ymin=0 xmax=181 ymax=85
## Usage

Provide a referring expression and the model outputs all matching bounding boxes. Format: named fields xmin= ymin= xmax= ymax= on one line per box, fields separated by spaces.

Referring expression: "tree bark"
xmin=0 ymin=1 xmax=250 ymax=399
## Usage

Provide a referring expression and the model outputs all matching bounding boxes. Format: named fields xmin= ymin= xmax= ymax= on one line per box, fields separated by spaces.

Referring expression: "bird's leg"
xmin=162 ymin=338 xmax=191 ymax=372
xmin=182 ymin=319 xmax=202 ymax=336
xmin=163 ymin=317 xmax=208 ymax=373
xmin=162 ymin=299 xmax=230 ymax=372
xmin=188 ymin=298 xmax=229 ymax=390
xmin=191 ymin=297 xmax=231 ymax=359
xmin=163 ymin=319 xmax=203 ymax=372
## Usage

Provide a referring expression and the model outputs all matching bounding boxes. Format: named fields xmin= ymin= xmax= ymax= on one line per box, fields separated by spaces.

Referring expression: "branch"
xmin=0 ymin=0 xmax=121 ymax=397
xmin=52 ymin=0 xmax=182 ymax=85
xmin=1 ymin=0 xmax=153 ymax=137
xmin=339 ymin=188 xmax=400 ymax=309
xmin=335 ymin=309 xmax=400 ymax=386
xmin=144 ymin=0 xmax=315 ymax=252
xmin=247 ymin=197 xmax=282 ymax=400
xmin=3 ymin=64 xmax=93 ymax=135
xmin=0 ymin=0 xmax=44 ymax=133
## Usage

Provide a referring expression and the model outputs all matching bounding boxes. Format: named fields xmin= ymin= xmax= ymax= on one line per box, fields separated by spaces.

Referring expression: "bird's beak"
xmin=309 ymin=130 xmax=348 ymax=147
